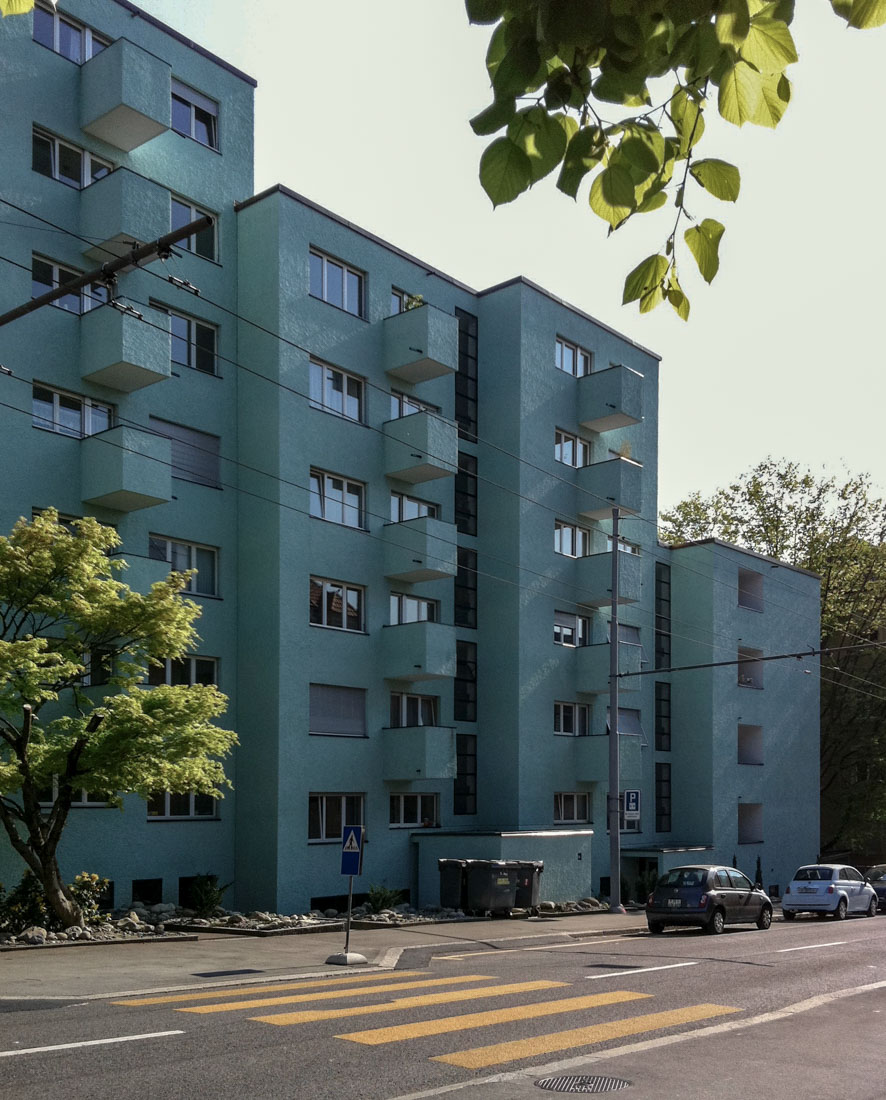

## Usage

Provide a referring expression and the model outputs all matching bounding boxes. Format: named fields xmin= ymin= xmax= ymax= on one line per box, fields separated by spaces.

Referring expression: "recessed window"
xmin=33 ymin=3 xmax=109 ymax=62
xmin=171 ymin=79 xmax=218 ymax=149
xmin=390 ymin=390 xmax=437 ymax=419
xmin=554 ymin=701 xmax=589 ymax=737
xmin=655 ymin=682 xmax=671 ymax=751
xmin=606 ymin=537 xmax=640 ymax=555
xmin=309 ymin=793 xmax=363 ymax=841
xmin=606 ymin=707 xmax=644 ymax=736
xmin=147 ymin=791 xmax=216 ymax=819
xmin=555 ymin=336 xmax=592 ymax=377
xmin=555 ymin=429 xmax=591 ymax=468
xmin=738 ymin=646 xmax=764 ymax=689
xmin=155 ymin=306 xmax=217 ymax=375
xmin=738 ymin=568 xmax=764 ymax=612
xmin=149 ymin=656 xmax=217 ymax=687
xmin=455 ymin=308 xmax=478 ymax=441
xmin=454 ymin=641 xmax=477 ymax=723
xmin=309 ymin=684 xmax=366 ymax=737
xmin=310 ymin=469 xmax=365 ymax=528
xmin=554 ymin=610 xmax=590 ymax=648
xmin=390 ymin=289 xmax=424 ymax=315
xmin=32 ymin=255 xmax=107 ymax=314
xmin=454 ymin=732 xmax=477 ymax=814
xmin=309 ymin=360 xmax=364 ymax=422
xmin=655 ymin=762 xmax=672 ymax=832
xmin=555 ymin=520 xmax=591 ymax=558
xmin=455 ymin=547 xmax=478 ymax=629
xmin=82 ymin=646 xmax=113 ymax=687
xmin=455 ymin=452 xmax=478 ymax=536
xmin=738 ymin=802 xmax=763 ymax=844
xmin=390 ymin=793 xmax=439 ymax=828
xmin=38 ymin=780 xmax=111 ymax=807
xmin=310 ymin=577 xmax=364 ymax=632
xmin=390 ymin=692 xmax=439 ymax=727
xmin=390 ymin=492 xmax=438 ymax=522
xmin=32 ymin=128 xmax=112 ymax=188
xmin=148 ymin=417 xmax=221 ymax=488
xmin=655 ymin=562 xmax=671 ymax=670
xmin=738 ymin=723 xmax=764 ymax=765
xmin=171 ymin=196 xmax=216 ymax=260
xmin=148 ymin=536 xmax=218 ymax=597
xmin=309 ymin=249 xmax=364 ymax=317
xmin=554 ymin=792 xmax=589 ymax=823
xmin=32 ymin=383 xmax=111 ymax=437
xmin=390 ymin=592 xmax=437 ymax=625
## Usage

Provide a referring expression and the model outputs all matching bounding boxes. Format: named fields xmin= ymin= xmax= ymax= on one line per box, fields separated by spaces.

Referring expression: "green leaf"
xmin=623 ymin=253 xmax=669 ymax=304
xmin=492 ymin=37 xmax=543 ymax=98
xmin=479 ymin=137 xmax=533 ymax=206
xmin=718 ymin=61 xmax=764 ymax=127
xmin=739 ymin=17 xmax=798 ymax=74
xmin=507 ymin=107 xmax=572 ymax=183
xmin=592 ymin=69 xmax=651 ymax=107
xmin=556 ymin=126 xmax=607 ymax=198
xmin=670 ymin=87 xmax=706 ymax=156
xmin=752 ymin=72 xmax=791 ymax=127
xmin=590 ymin=164 xmax=636 ymax=228
xmin=639 ymin=285 xmax=666 ymax=313
xmin=715 ymin=0 xmax=751 ymax=47
xmin=666 ymin=267 xmax=690 ymax=321
xmin=465 ymin=0 xmax=507 ymax=24
xmin=830 ymin=0 xmax=853 ymax=18
xmin=470 ymin=98 xmax=516 ymax=136
xmin=637 ymin=189 xmax=668 ymax=213
xmin=690 ymin=159 xmax=741 ymax=201
xmin=618 ymin=135 xmax=662 ymax=178
xmin=848 ymin=0 xmax=886 ymax=27
xmin=685 ymin=219 xmax=725 ymax=283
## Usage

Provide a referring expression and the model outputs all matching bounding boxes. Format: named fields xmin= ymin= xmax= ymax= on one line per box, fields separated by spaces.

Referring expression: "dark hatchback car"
xmin=646 ymin=865 xmax=773 ymax=935
xmin=866 ymin=865 xmax=886 ymax=911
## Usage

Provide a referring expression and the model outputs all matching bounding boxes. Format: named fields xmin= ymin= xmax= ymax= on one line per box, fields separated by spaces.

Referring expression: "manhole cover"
xmin=536 ymin=1076 xmax=631 ymax=1094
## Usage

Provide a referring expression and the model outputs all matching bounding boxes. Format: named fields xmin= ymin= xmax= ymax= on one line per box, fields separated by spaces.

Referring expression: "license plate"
xmin=799 ymin=887 xmax=816 ymax=894
xmin=667 ymin=898 xmax=682 ymax=908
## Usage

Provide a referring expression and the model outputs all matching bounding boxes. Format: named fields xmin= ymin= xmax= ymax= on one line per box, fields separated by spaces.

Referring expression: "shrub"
xmin=70 ymin=872 xmax=110 ymax=925
xmin=188 ymin=873 xmax=231 ymax=918
xmin=366 ymin=884 xmax=404 ymax=913
xmin=0 ymin=870 xmax=51 ymax=933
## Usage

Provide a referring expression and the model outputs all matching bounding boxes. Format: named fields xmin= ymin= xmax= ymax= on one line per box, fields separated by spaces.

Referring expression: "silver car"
xmin=782 ymin=864 xmax=878 ymax=920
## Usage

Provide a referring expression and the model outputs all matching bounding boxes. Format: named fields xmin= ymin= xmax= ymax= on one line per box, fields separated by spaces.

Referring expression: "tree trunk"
xmin=38 ymin=855 xmax=83 ymax=929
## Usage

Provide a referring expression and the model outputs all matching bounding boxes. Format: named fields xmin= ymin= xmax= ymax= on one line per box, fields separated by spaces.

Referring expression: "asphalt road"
xmin=2 ymin=914 xmax=885 ymax=1099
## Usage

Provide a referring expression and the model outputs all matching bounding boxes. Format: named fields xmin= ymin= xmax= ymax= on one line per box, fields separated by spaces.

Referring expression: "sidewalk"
xmin=0 ymin=910 xmax=649 ymax=1000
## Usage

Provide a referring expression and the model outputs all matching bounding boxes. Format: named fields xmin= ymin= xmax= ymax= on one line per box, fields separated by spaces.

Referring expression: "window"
xmin=32 ymin=384 xmax=111 ymax=437
xmin=555 ymin=336 xmax=592 ymax=377
xmin=32 ymin=256 xmax=107 ymax=314
xmin=310 ymin=469 xmax=364 ymax=528
xmin=554 ymin=610 xmax=590 ymax=648
xmin=310 ymin=360 xmax=364 ymax=422
xmin=738 ymin=802 xmax=763 ymax=844
xmin=738 ymin=723 xmax=764 ymax=765
xmin=555 ymin=429 xmax=591 ymax=468
xmin=390 ymin=592 xmax=438 ymax=624
xmin=149 ymin=417 xmax=221 ymax=488
xmin=454 ymin=733 xmax=477 ymax=814
xmin=555 ymin=521 xmax=591 ymax=558
xmin=390 ymin=390 xmax=437 ymax=419
xmin=33 ymin=3 xmax=109 ymax=62
xmin=390 ymin=692 xmax=439 ymax=727
xmin=455 ymin=452 xmax=478 ymax=536
xmin=609 ymin=622 xmax=642 ymax=646
xmin=738 ymin=568 xmax=764 ymax=612
xmin=156 ymin=307 xmax=217 ymax=375
xmin=738 ymin=646 xmax=764 ymax=689
xmin=149 ymin=656 xmax=217 ymax=687
xmin=654 ymin=682 xmax=671 ymax=751
xmin=390 ymin=289 xmax=424 ymax=315
xmin=554 ymin=792 xmax=590 ymax=823
xmin=554 ymin=701 xmax=589 ymax=737
xmin=606 ymin=707 xmax=644 ymax=736
xmin=309 ymin=793 xmax=363 ymax=841
xmin=171 ymin=79 xmax=218 ymax=149
xmin=454 ymin=308 xmax=478 ymax=441
xmin=655 ymin=762 xmax=672 ymax=832
xmin=310 ymin=577 xmax=364 ymax=632
xmin=606 ymin=537 xmax=640 ymax=555
xmin=309 ymin=249 xmax=364 ymax=317
xmin=147 ymin=791 xmax=216 ymax=819
xmin=309 ymin=684 xmax=366 ymax=737
xmin=82 ymin=646 xmax=113 ymax=687
xmin=38 ymin=781 xmax=111 ymax=807
xmin=454 ymin=547 xmax=478 ymax=629
xmin=390 ymin=793 xmax=439 ymax=828
xmin=170 ymin=197 xmax=216 ymax=260
xmin=390 ymin=492 xmax=439 ymax=523
xmin=148 ymin=536 xmax=218 ymax=597
xmin=654 ymin=562 xmax=671 ymax=670
xmin=32 ymin=128 xmax=111 ymax=188
xmin=454 ymin=641 xmax=477 ymax=722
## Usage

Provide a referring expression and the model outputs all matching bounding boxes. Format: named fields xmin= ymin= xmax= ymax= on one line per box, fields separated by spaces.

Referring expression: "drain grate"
xmin=536 ymin=1075 xmax=631 ymax=1094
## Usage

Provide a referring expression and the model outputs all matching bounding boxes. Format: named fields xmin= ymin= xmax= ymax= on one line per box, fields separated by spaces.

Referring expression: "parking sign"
xmin=623 ymin=790 xmax=641 ymax=820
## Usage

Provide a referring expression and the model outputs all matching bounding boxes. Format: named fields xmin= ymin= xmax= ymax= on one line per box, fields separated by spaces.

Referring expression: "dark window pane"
xmin=32 ymin=132 xmax=54 ymax=178
xmin=171 ymin=95 xmax=191 ymax=136
xmin=194 ymin=106 xmax=217 ymax=148
xmin=32 ymin=258 xmax=53 ymax=297
xmin=171 ymin=198 xmax=191 ymax=233
xmin=147 ymin=792 xmax=165 ymax=817
xmin=169 ymin=792 xmax=190 ymax=817
xmin=325 ymin=260 xmax=343 ymax=309
xmin=33 ymin=6 xmax=54 ymax=48
xmin=194 ymin=323 xmax=216 ymax=374
xmin=310 ymin=252 xmax=323 ymax=298
xmin=194 ymin=221 xmax=215 ymax=260
xmin=193 ymin=793 xmax=215 ymax=816
xmin=57 ymin=18 xmax=82 ymax=62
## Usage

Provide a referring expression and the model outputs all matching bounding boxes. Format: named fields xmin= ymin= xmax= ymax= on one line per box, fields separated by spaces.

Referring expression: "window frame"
xmin=147 ymin=790 xmax=217 ymax=820
xmin=389 ymin=390 xmax=437 ymax=419
xmin=454 ymin=732 xmax=477 ymax=814
xmin=389 ymin=792 xmax=439 ymax=828
xmin=309 ymin=576 xmax=365 ymax=633
xmin=32 ymin=127 xmax=112 ymax=189
xmin=309 ymin=359 xmax=365 ymax=423
xmin=309 ymin=249 xmax=365 ymax=318
xmin=554 ymin=520 xmax=592 ymax=558
xmin=170 ymin=195 xmax=217 ymax=261
xmin=31 ymin=255 xmax=107 ymax=314
xmin=554 ymin=791 xmax=590 ymax=824
xmin=33 ymin=2 xmax=110 ymax=62
xmin=309 ymin=468 xmax=365 ymax=529
xmin=148 ymin=535 xmax=219 ymax=597
xmin=390 ymin=592 xmax=438 ymax=625
xmin=308 ymin=793 xmax=364 ymax=842
xmin=32 ymin=382 xmax=112 ymax=438
xmin=389 ymin=691 xmax=439 ymax=728
xmin=553 ymin=610 xmax=590 ymax=648
xmin=554 ymin=701 xmax=590 ymax=737
xmin=38 ymin=779 xmax=112 ymax=808
xmin=148 ymin=416 xmax=221 ymax=488
xmin=555 ymin=336 xmax=593 ymax=377
xmin=171 ymin=78 xmax=219 ymax=150
xmin=149 ymin=655 xmax=218 ymax=687
xmin=157 ymin=305 xmax=218 ymax=376
xmin=554 ymin=428 xmax=591 ymax=468
xmin=390 ymin=491 xmax=439 ymax=523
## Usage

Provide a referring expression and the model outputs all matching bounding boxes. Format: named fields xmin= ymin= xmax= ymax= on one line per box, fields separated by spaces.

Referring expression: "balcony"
xmin=384 ymin=410 xmax=458 ymax=484
xmin=80 ymin=38 xmax=170 ymax=152
xmin=111 ymin=553 xmax=170 ymax=596
xmin=81 ymin=426 xmax=171 ymax=512
xmin=80 ymin=304 xmax=170 ymax=392
xmin=573 ymin=728 xmax=643 ymax=783
xmin=578 ymin=365 xmax=644 ymax=432
xmin=574 ymin=641 xmax=642 ymax=693
xmin=381 ymin=725 xmax=457 ymax=781
xmin=577 ymin=457 xmax=643 ymax=521
xmin=383 ymin=517 xmax=458 ymax=583
xmin=80 ymin=169 xmax=168 ymax=263
xmin=383 ymin=304 xmax=458 ymax=383
xmin=575 ymin=550 xmax=642 ymax=607
xmin=383 ymin=621 xmax=456 ymax=682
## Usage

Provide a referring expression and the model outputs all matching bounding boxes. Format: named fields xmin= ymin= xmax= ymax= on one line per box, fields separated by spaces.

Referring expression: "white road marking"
xmin=436 ymin=937 xmax=630 ymax=960
xmin=586 ymin=961 xmax=701 ymax=980
xmin=777 ymin=941 xmax=847 ymax=953
xmin=0 ymin=1031 xmax=183 ymax=1058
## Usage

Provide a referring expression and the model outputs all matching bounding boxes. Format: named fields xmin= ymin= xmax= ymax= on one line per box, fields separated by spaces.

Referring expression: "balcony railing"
xmin=381 ymin=725 xmax=457 ymax=781
xmin=382 ymin=621 xmax=456 ymax=682
xmin=80 ymin=38 xmax=171 ymax=151
xmin=383 ymin=517 xmax=458 ymax=583
xmin=578 ymin=365 xmax=644 ymax=432
xmin=384 ymin=410 xmax=458 ymax=484
xmin=80 ymin=304 xmax=170 ymax=392
xmin=383 ymin=304 xmax=458 ymax=383
xmin=576 ymin=457 xmax=643 ymax=521
xmin=80 ymin=168 xmax=168 ymax=263
xmin=81 ymin=425 xmax=171 ymax=512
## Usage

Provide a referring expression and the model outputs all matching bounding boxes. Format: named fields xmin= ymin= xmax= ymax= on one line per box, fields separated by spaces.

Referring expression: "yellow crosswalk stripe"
xmin=251 ymin=980 xmax=571 ymax=1027
xmin=337 ymin=990 xmax=651 ymax=1045
xmin=111 ymin=970 xmax=428 ymax=1007
xmin=177 ymin=975 xmax=498 ymax=1015
xmin=432 ymin=1003 xmax=741 ymax=1069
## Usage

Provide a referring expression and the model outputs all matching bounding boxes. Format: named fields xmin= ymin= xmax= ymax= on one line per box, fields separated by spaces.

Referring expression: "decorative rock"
xmin=539 ymin=901 xmax=557 ymax=912
xmin=323 ymin=908 xmax=338 ymax=919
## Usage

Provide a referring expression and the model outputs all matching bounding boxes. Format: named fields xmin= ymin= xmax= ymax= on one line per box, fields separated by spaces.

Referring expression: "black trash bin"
xmin=465 ymin=860 xmax=519 ymax=913
xmin=514 ymin=861 xmax=544 ymax=909
xmin=438 ymin=858 xmax=467 ymax=910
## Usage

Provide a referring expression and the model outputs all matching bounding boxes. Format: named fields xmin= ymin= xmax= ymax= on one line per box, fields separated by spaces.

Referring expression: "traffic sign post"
xmin=327 ymin=826 xmax=367 ymax=966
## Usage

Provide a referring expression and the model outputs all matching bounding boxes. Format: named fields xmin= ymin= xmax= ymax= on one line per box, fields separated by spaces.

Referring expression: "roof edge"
xmin=666 ymin=537 xmax=820 ymax=579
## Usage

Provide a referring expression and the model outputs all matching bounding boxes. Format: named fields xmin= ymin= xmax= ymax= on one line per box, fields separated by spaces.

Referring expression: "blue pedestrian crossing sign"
xmin=340 ymin=825 xmax=364 ymax=876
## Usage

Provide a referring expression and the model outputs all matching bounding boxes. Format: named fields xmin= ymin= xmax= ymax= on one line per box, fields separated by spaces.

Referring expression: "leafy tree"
xmin=0 ymin=510 xmax=235 ymax=928
xmin=467 ymin=0 xmax=886 ymax=320
xmin=660 ymin=459 xmax=886 ymax=855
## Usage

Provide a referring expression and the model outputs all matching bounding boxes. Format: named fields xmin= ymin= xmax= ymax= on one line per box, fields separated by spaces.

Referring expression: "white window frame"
xmin=171 ymin=78 xmax=219 ymax=149
xmin=554 ymin=610 xmax=590 ymax=648
xmin=390 ymin=492 xmax=438 ymax=522
xmin=390 ymin=390 xmax=437 ymax=419
xmin=555 ymin=429 xmax=591 ymax=468
xmin=32 ymin=127 xmax=112 ymax=189
xmin=38 ymin=779 xmax=111 ymax=807
xmin=32 ymin=382 xmax=112 ymax=437
xmin=149 ymin=655 xmax=217 ymax=687
xmin=389 ymin=793 xmax=439 ymax=828
xmin=310 ymin=577 xmax=365 ymax=632
xmin=554 ymin=520 xmax=592 ymax=558
xmin=170 ymin=195 xmax=216 ymax=261
xmin=33 ymin=2 xmax=110 ymax=62
xmin=554 ymin=701 xmax=590 ymax=737
xmin=147 ymin=791 xmax=217 ymax=820
xmin=309 ymin=249 xmax=365 ymax=317
xmin=390 ymin=592 xmax=438 ymax=625
xmin=158 ymin=306 xmax=217 ymax=375
xmin=309 ymin=359 xmax=364 ymax=422
xmin=309 ymin=468 xmax=365 ymax=529
xmin=148 ymin=536 xmax=219 ymax=597
xmin=555 ymin=336 xmax=592 ymax=377
xmin=390 ymin=691 xmax=439 ymax=728
xmin=606 ymin=537 xmax=641 ymax=555
xmin=308 ymin=793 xmax=364 ymax=842
xmin=554 ymin=792 xmax=590 ymax=824
xmin=32 ymin=255 xmax=107 ymax=314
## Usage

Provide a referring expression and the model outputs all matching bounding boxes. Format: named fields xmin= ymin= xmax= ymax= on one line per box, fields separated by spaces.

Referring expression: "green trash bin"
xmin=465 ymin=860 xmax=519 ymax=913
xmin=514 ymin=861 xmax=544 ymax=909
xmin=438 ymin=859 xmax=467 ymax=910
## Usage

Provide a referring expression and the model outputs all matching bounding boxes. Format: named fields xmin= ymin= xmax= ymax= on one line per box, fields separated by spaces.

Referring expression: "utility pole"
xmin=608 ymin=506 xmax=625 ymax=914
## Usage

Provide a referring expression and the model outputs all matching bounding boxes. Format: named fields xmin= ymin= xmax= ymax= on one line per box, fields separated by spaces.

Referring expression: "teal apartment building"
xmin=0 ymin=0 xmax=820 ymax=913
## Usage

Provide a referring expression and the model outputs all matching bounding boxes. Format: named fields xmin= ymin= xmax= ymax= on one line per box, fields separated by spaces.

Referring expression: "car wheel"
xmin=647 ymin=922 xmax=665 ymax=935
xmin=756 ymin=905 xmax=772 ymax=930
xmin=834 ymin=898 xmax=848 ymax=921
xmin=782 ymin=909 xmax=796 ymax=921
xmin=706 ymin=908 xmax=726 ymax=935
xmin=866 ymin=896 xmax=878 ymax=918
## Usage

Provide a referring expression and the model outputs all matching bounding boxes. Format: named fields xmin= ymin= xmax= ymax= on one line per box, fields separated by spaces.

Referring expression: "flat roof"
xmin=667 ymin=537 xmax=820 ymax=579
